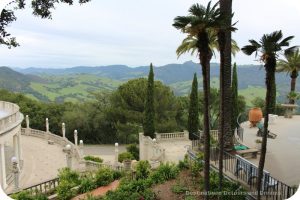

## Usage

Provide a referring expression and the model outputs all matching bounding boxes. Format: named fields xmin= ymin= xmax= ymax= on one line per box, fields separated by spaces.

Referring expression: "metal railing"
xmin=188 ymin=146 xmax=296 ymax=200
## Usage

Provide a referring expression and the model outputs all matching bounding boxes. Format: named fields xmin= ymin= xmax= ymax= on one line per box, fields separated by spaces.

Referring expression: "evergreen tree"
xmin=187 ymin=73 xmax=199 ymax=140
xmin=231 ymin=63 xmax=239 ymax=135
xmin=143 ymin=64 xmax=155 ymax=138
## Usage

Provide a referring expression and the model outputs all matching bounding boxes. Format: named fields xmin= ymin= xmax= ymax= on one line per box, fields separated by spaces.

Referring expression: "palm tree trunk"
xmin=218 ymin=0 xmax=233 ymax=192
xmin=198 ymin=31 xmax=212 ymax=200
xmin=289 ymin=70 xmax=298 ymax=104
xmin=257 ymin=57 xmax=276 ymax=200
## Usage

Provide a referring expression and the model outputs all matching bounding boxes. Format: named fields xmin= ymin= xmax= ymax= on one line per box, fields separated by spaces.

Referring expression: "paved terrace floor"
xmin=241 ymin=115 xmax=300 ymax=186
xmin=6 ymin=135 xmax=81 ymax=193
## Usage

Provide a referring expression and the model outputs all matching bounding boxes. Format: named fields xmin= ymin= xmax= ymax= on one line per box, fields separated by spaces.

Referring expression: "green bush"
xmin=84 ymin=156 xmax=103 ymax=163
xmin=150 ymin=163 xmax=179 ymax=184
xmin=118 ymin=152 xmax=134 ymax=162
xmin=112 ymin=170 xmax=124 ymax=180
xmin=178 ymin=154 xmax=189 ymax=170
xmin=11 ymin=191 xmax=47 ymax=200
xmin=78 ymin=175 xmax=96 ymax=194
xmin=95 ymin=168 xmax=114 ymax=187
xmin=56 ymin=168 xmax=80 ymax=200
xmin=58 ymin=167 xmax=80 ymax=185
xmin=136 ymin=160 xmax=151 ymax=180
xmin=126 ymin=144 xmax=139 ymax=160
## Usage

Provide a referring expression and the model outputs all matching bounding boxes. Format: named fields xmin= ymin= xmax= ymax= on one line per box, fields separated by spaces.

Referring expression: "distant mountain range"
xmin=0 ymin=61 xmax=297 ymax=104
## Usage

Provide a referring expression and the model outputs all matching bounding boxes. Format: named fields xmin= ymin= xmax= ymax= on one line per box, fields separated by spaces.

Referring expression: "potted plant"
xmin=255 ymin=139 xmax=262 ymax=151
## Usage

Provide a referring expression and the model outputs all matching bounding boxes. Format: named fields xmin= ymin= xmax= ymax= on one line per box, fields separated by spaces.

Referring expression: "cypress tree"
xmin=187 ymin=73 xmax=199 ymax=140
xmin=143 ymin=63 xmax=155 ymax=138
xmin=231 ymin=63 xmax=239 ymax=135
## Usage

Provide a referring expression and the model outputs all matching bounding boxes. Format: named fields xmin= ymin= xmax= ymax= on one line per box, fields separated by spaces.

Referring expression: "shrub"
xmin=95 ymin=167 xmax=114 ymax=187
xmin=112 ymin=170 xmax=125 ymax=180
xmin=136 ymin=160 xmax=151 ymax=180
xmin=84 ymin=156 xmax=103 ymax=163
xmin=126 ymin=144 xmax=139 ymax=160
xmin=58 ymin=167 xmax=80 ymax=185
xmin=150 ymin=163 xmax=179 ymax=184
xmin=11 ymin=191 xmax=47 ymax=200
xmin=178 ymin=154 xmax=189 ymax=170
xmin=56 ymin=180 xmax=77 ymax=200
xmin=78 ymin=175 xmax=96 ymax=194
xmin=118 ymin=152 xmax=134 ymax=162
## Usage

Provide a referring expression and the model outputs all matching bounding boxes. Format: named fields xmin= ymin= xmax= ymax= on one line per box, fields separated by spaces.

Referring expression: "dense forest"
xmin=0 ymin=76 xmax=248 ymax=144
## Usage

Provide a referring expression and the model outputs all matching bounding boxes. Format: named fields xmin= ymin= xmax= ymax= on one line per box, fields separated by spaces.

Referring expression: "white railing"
xmin=155 ymin=131 xmax=189 ymax=140
xmin=21 ymin=128 xmax=80 ymax=159
xmin=0 ymin=101 xmax=23 ymax=134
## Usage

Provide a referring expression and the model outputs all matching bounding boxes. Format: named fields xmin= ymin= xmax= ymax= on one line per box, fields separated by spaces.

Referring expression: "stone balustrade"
xmin=155 ymin=131 xmax=189 ymax=140
xmin=0 ymin=101 xmax=22 ymax=134
xmin=21 ymin=128 xmax=80 ymax=159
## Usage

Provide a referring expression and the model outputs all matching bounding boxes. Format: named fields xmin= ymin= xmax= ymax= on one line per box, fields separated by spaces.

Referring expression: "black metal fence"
xmin=188 ymin=147 xmax=296 ymax=200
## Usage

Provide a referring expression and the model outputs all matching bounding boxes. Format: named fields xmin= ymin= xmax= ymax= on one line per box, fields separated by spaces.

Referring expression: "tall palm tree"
xmin=173 ymin=1 xmax=222 ymax=197
xmin=276 ymin=48 xmax=300 ymax=104
xmin=218 ymin=0 xmax=233 ymax=193
xmin=242 ymin=30 xmax=295 ymax=200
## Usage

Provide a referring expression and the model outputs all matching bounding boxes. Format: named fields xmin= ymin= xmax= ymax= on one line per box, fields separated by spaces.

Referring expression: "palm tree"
xmin=242 ymin=30 xmax=295 ymax=200
xmin=173 ymin=1 xmax=222 ymax=197
xmin=218 ymin=0 xmax=233 ymax=192
xmin=276 ymin=48 xmax=300 ymax=104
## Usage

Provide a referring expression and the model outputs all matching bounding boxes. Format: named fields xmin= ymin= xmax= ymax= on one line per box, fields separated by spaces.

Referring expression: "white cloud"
xmin=0 ymin=0 xmax=299 ymax=68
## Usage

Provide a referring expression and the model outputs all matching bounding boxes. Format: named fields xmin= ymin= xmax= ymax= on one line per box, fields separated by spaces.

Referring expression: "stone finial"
xmin=46 ymin=118 xmax=49 ymax=132
xmin=74 ymin=130 xmax=78 ymax=146
xmin=25 ymin=115 xmax=29 ymax=128
xmin=62 ymin=123 xmax=66 ymax=138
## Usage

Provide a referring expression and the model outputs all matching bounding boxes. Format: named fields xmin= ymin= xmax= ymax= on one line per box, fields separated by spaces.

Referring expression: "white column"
xmin=17 ymin=132 xmax=22 ymax=164
xmin=13 ymin=135 xmax=19 ymax=162
xmin=74 ymin=130 xmax=78 ymax=146
xmin=25 ymin=115 xmax=29 ymax=128
xmin=62 ymin=123 xmax=66 ymax=138
xmin=46 ymin=118 xmax=49 ymax=132
xmin=115 ymin=143 xmax=119 ymax=165
xmin=0 ymin=143 xmax=7 ymax=189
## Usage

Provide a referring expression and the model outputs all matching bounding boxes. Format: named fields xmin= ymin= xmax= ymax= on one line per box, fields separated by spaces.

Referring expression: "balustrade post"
xmin=114 ymin=143 xmax=119 ymax=167
xmin=74 ymin=130 xmax=78 ymax=146
xmin=46 ymin=118 xmax=49 ymax=133
xmin=79 ymin=140 xmax=84 ymax=158
xmin=65 ymin=144 xmax=72 ymax=169
xmin=26 ymin=115 xmax=30 ymax=129
xmin=62 ymin=123 xmax=66 ymax=138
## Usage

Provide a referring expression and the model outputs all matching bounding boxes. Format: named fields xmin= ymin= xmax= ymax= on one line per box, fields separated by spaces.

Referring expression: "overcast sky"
xmin=0 ymin=0 xmax=300 ymax=68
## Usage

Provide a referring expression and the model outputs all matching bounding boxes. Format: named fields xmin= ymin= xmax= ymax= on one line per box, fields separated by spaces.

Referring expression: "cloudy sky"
xmin=0 ymin=0 xmax=299 ymax=68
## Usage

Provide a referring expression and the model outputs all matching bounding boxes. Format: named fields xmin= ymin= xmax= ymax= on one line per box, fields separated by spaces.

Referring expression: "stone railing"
xmin=21 ymin=128 xmax=80 ymax=159
xmin=0 ymin=101 xmax=23 ymax=134
xmin=155 ymin=131 xmax=189 ymax=140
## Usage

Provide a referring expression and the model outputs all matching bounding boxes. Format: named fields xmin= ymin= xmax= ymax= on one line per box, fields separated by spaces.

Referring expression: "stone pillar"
xmin=13 ymin=135 xmax=19 ymax=163
xmin=114 ymin=143 xmax=119 ymax=165
xmin=139 ymin=133 xmax=144 ymax=160
xmin=62 ymin=123 xmax=66 ymax=138
xmin=74 ymin=130 xmax=78 ymax=146
xmin=46 ymin=118 xmax=49 ymax=132
xmin=0 ymin=143 xmax=7 ymax=189
xmin=25 ymin=115 xmax=29 ymax=128
xmin=11 ymin=157 xmax=19 ymax=192
xmin=17 ymin=132 xmax=23 ymax=166
xmin=65 ymin=144 xmax=72 ymax=169
xmin=79 ymin=140 xmax=84 ymax=158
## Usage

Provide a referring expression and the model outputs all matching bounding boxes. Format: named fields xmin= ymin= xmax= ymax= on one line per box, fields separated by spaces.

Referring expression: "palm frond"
xmin=284 ymin=46 xmax=298 ymax=57
xmin=278 ymin=36 xmax=294 ymax=47
xmin=241 ymin=45 xmax=258 ymax=56
xmin=173 ymin=16 xmax=193 ymax=30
